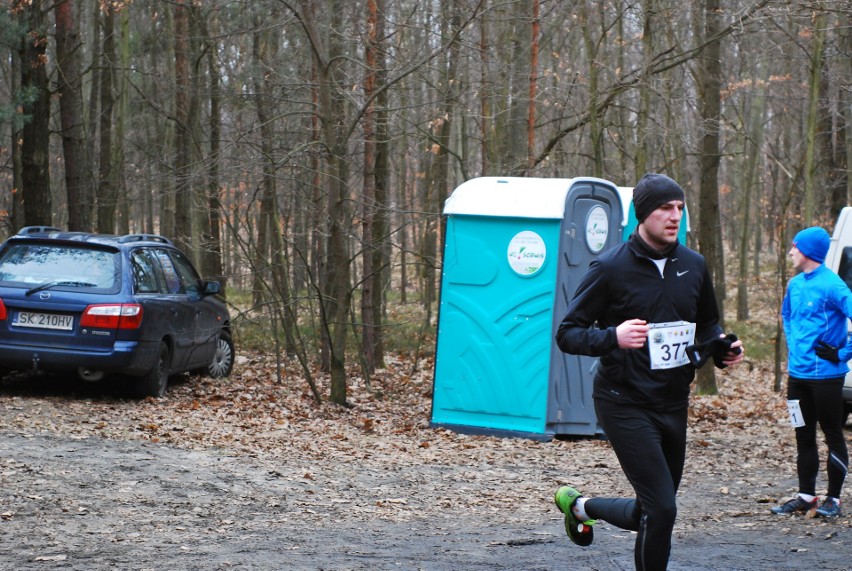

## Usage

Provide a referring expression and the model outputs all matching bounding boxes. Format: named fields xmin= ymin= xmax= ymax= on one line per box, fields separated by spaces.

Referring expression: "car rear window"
xmin=0 ymin=242 xmax=120 ymax=292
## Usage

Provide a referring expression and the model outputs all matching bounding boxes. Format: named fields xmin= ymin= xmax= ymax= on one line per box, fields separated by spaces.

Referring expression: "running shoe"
xmin=815 ymin=497 xmax=842 ymax=518
xmin=770 ymin=495 xmax=817 ymax=515
xmin=554 ymin=486 xmax=596 ymax=547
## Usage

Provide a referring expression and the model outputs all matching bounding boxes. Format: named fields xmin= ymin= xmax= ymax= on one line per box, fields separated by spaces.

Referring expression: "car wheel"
xmin=207 ymin=331 xmax=234 ymax=378
xmin=136 ymin=342 xmax=170 ymax=398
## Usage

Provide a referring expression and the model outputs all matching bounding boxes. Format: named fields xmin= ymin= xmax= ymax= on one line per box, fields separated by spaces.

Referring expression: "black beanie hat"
xmin=633 ymin=173 xmax=685 ymax=223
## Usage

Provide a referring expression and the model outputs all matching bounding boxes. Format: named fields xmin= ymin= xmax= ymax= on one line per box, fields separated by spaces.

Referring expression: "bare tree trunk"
xmin=580 ymin=0 xmax=603 ymax=177
xmin=695 ymin=0 xmax=723 ymax=396
xmin=299 ymin=0 xmax=353 ymax=406
xmin=736 ymin=73 xmax=766 ymax=321
xmin=635 ymin=0 xmax=655 ymax=179
xmin=96 ymin=4 xmax=117 ymax=233
xmin=846 ymin=11 xmax=852 ymax=205
xmin=252 ymin=17 xmax=295 ymax=354
xmin=803 ymin=11 xmax=826 ymax=223
xmin=479 ymin=0 xmax=492 ymax=175
xmin=17 ymin=0 xmax=52 ymax=225
xmin=55 ymin=0 xmax=94 ymax=232
xmin=172 ymin=0 xmax=192 ymax=251
xmin=200 ymin=9 xmax=225 ymax=288
xmin=9 ymin=37 xmax=24 ymax=231
xmin=115 ymin=8 xmax=130 ymax=234
xmin=422 ymin=0 xmax=460 ymax=326
xmin=360 ymin=0 xmax=388 ymax=374
xmin=527 ymin=0 xmax=539 ymax=168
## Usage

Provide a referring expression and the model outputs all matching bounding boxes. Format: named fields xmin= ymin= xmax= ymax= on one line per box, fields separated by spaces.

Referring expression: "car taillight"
xmin=80 ymin=304 xmax=143 ymax=329
xmin=0 ymin=299 xmax=6 ymax=320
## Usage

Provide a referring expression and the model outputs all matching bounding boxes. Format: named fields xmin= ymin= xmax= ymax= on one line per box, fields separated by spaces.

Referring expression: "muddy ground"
xmin=0 ymin=364 xmax=850 ymax=571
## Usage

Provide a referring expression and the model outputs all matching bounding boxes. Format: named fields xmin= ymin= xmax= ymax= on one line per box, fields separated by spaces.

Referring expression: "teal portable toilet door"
xmin=546 ymin=180 xmax=623 ymax=436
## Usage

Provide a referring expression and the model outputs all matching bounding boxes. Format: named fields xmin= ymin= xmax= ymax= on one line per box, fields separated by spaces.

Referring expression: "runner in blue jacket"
xmin=772 ymin=226 xmax=850 ymax=518
xmin=553 ymin=173 xmax=744 ymax=571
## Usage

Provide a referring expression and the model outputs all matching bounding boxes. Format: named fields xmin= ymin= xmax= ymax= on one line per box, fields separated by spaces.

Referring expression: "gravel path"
xmin=0 ymin=367 xmax=850 ymax=570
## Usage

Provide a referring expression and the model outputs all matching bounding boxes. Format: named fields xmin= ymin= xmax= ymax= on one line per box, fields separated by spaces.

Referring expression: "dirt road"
xmin=0 ymin=365 xmax=850 ymax=570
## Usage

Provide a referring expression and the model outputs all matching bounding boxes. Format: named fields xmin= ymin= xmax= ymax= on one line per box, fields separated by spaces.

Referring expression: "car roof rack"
xmin=16 ymin=226 xmax=62 ymax=235
xmin=118 ymin=234 xmax=173 ymax=245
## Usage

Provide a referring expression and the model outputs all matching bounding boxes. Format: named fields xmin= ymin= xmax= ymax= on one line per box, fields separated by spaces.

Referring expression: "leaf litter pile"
xmin=0 ymin=351 xmax=849 ymax=536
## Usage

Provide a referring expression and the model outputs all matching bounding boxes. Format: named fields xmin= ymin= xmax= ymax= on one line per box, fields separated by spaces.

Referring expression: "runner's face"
xmin=638 ymin=200 xmax=684 ymax=250
xmin=789 ymin=244 xmax=807 ymax=271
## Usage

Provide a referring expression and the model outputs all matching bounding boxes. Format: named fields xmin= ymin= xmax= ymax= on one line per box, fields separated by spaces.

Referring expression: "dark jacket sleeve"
xmin=555 ymin=258 xmax=619 ymax=357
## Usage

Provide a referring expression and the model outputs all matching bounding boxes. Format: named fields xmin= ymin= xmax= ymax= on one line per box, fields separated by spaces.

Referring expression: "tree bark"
xmin=695 ymin=0 xmax=724 ymax=396
xmin=96 ymin=4 xmax=117 ymax=233
xmin=172 ymin=0 xmax=192 ymax=251
xmin=17 ymin=0 xmax=52 ymax=226
xmin=360 ymin=0 xmax=388 ymax=374
xmin=803 ymin=11 xmax=826 ymax=223
xmin=55 ymin=0 xmax=94 ymax=231
xmin=199 ymin=8 xmax=225 ymax=288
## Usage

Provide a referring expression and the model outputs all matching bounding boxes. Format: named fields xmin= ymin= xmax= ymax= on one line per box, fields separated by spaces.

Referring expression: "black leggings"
xmin=787 ymin=377 xmax=849 ymax=498
xmin=585 ymin=398 xmax=687 ymax=571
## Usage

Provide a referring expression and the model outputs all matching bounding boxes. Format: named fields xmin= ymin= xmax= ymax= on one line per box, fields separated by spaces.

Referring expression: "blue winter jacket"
xmin=782 ymin=264 xmax=852 ymax=379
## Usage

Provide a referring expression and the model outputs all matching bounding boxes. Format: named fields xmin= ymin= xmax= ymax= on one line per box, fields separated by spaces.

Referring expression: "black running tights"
xmin=584 ymin=398 xmax=688 ymax=571
xmin=787 ymin=377 xmax=849 ymax=499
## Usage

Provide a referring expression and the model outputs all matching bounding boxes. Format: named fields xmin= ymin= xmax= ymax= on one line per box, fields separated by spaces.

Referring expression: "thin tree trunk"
xmin=695 ymin=0 xmax=723 ymax=396
xmin=803 ymin=11 xmax=826 ymax=223
xmin=17 ymin=0 xmax=52 ymax=225
xmin=527 ymin=0 xmax=539 ymax=168
xmin=9 ymin=37 xmax=24 ymax=230
xmin=96 ymin=5 xmax=116 ymax=233
xmin=172 ymin=0 xmax=192 ymax=251
xmin=360 ymin=0 xmax=387 ymax=374
xmin=736 ymin=66 xmax=767 ymax=321
xmin=200 ymin=9 xmax=225 ymax=288
xmin=115 ymin=8 xmax=130 ymax=234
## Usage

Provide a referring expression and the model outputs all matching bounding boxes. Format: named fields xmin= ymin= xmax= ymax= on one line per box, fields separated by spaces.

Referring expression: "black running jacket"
xmin=555 ymin=234 xmax=723 ymax=410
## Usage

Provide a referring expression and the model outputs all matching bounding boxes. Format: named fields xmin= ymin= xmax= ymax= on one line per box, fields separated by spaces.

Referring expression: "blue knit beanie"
xmin=793 ymin=226 xmax=830 ymax=264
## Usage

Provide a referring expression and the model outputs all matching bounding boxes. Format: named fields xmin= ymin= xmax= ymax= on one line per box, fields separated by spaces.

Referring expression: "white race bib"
xmin=648 ymin=321 xmax=696 ymax=370
xmin=786 ymin=399 xmax=805 ymax=428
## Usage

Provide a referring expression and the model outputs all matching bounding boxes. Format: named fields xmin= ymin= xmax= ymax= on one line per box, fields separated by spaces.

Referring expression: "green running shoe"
xmin=554 ymin=486 xmax=596 ymax=547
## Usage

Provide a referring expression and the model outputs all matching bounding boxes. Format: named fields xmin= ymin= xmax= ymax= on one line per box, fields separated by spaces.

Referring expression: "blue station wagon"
xmin=0 ymin=227 xmax=233 ymax=397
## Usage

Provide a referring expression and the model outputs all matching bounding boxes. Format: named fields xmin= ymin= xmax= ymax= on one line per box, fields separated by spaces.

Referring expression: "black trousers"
xmin=585 ymin=398 xmax=688 ymax=571
xmin=787 ymin=376 xmax=849 ymax=498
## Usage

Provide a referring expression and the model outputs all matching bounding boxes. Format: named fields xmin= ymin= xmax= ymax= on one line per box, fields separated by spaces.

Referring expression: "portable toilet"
xmin=430 ymin=176 xmax=625 ymax=439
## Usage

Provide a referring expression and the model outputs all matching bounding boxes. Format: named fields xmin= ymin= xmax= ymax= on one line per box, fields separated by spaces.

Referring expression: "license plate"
xmin=13 ymin=311 xmax=74 ymax=331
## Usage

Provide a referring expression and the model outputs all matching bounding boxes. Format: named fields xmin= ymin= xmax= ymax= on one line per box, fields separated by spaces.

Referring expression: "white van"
xmin=824 ymin=206 xmax=852 ymax=425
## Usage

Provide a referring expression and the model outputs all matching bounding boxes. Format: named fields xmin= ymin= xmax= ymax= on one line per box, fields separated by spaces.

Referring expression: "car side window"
xmin=130 ymin=250 xmax=160 ymax=293
xmin=839 ymin=247 xmax=852 ymax=291
xmin=153 ymin=250 xmax=184 ymax=294
xmin=168 ymin=250 xmax=203 ymax=296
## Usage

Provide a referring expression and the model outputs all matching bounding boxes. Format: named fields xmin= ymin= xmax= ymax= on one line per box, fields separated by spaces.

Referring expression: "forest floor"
xmin=0 ymin=351 xmax=850 ymax=570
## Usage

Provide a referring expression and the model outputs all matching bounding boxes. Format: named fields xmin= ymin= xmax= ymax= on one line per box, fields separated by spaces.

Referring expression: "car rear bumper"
xmin=0 ymin=340 xmax=159 ymax=377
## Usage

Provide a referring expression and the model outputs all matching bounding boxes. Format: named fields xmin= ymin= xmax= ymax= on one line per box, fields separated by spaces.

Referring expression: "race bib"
xmin=648 ymin=321 xmax=696 ymax=370
xmin=786 ymin=399 xmax=805 ymax=428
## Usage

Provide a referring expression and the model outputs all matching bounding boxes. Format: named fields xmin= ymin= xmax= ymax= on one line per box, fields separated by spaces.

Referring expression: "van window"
xmin=837 ymin=247 xmax=852 ymax=290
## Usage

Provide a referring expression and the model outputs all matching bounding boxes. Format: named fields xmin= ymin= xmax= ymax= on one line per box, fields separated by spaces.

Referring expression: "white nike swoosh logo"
xmin=677 ymin=270 xmax=689 ymax=277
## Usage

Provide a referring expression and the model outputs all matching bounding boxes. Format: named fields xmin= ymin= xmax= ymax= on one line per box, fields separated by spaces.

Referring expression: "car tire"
xmin=136 ymin=342 xmax=170 ymax=398
xmin=207 ymin=330 xmax=234 ymax=379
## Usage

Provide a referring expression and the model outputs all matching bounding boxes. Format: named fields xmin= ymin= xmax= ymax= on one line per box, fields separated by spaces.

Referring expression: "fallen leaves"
xmin=0 ymin=346 xmax=847 ymax=532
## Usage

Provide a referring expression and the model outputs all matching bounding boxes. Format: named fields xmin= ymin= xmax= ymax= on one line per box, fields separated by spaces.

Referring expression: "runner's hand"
xmin=616 ymin=319 xmax=649 ymax=349
xmin=815 ymin=341 xmax=841 ymax=362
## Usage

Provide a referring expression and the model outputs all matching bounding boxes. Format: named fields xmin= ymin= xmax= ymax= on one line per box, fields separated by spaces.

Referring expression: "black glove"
xmin=685 ymin=333 xmax=741 ymax=369
xmin=815 ymin=340 xmax=841 ymax=363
